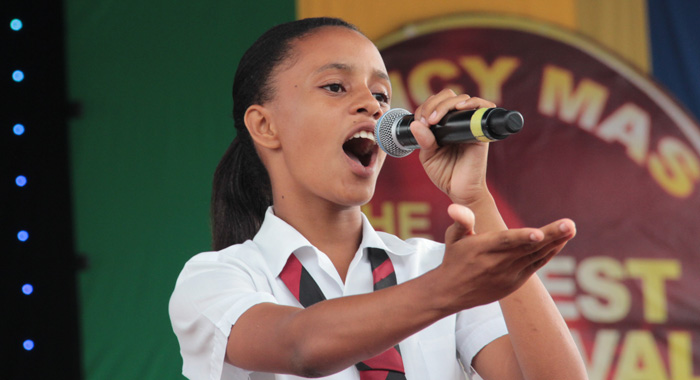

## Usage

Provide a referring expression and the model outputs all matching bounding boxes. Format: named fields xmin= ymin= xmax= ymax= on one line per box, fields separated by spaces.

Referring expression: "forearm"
xmin=289 ymin=275 xmax=449 ymax=373
xmin=228 ymin=268 xmax=451 ymax=376
xmin=462 ymin=190 xmax=588 ymax=379
xmin=499 ymin=276 xmax=588 ymax=379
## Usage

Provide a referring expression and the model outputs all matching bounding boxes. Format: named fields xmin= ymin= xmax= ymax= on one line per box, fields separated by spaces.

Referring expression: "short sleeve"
xmin=455 ymin=301 xmax=508 ymax=369
xmin=169 ymin=251 xmax=279 ymax=380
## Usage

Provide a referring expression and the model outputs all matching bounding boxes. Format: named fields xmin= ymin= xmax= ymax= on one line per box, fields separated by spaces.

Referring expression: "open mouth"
xmin=343 ymin=131 xmax=376 ymax=167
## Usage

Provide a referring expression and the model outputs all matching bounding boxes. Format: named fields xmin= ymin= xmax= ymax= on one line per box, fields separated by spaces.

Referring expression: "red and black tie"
xmin=279 ymin=247 xmax=406 ymax=380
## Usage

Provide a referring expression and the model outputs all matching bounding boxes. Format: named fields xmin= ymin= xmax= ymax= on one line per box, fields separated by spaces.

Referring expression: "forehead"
xmin=282 ymin=27 xmax=387 ymax=76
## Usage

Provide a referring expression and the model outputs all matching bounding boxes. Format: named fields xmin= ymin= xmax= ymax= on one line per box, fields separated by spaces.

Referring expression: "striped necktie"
xmin=279 ymin=247 xmax=407 ymax=380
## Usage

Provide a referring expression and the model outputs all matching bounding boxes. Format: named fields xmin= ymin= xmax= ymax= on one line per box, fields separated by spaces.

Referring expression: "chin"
xmin=344 ymin=195 xmax=374 ymax=208
xmin=336 ymin=189 xmax=375 ymax=208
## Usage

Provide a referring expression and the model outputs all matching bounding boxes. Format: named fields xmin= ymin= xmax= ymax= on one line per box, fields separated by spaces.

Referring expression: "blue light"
xmin=22 ymin=284 xmax=34 ymax=295
xmin=18 ymin=230 xmax=29 ymax=242
xmin=13 ymin=70 xmax=24 ymax=82
xmin=11 ymin=19 xmax=23 ymax=31
xmin=13 ymin=124 xmax=25 ymax=135
xmin=23 ymin=340 xmax=35 ymax=351
xmin=16 ymin=175 xmax=27 ymax=187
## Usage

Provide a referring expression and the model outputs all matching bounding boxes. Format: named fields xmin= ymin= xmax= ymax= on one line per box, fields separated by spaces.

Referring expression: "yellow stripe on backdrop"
xmin=296 ymin=0 xmax=650 ymax=73
xmin=575 ymin=0 xmax=650 ymax=73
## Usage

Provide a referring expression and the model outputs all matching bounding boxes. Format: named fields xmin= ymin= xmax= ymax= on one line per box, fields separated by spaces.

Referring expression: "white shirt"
xmin=169 ymin=207 xmax=507 ymax=380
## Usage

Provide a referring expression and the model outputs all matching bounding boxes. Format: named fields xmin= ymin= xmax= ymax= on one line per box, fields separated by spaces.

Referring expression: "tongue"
xmin=343 ymin=138 xmax=373 ymax=167
xmin=346 ymin=151 xmax=363 ymax=165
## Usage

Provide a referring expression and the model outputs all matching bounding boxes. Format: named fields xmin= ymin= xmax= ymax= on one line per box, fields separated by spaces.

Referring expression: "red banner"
xmin=364 ymin=15 xmax=700 ymax=379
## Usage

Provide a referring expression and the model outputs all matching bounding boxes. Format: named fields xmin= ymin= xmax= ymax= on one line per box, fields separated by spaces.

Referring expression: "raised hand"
xmin=434 ymin=204 xmax=576 ymax=312
xmin=409 ymin=90 xmax=497 ymax=205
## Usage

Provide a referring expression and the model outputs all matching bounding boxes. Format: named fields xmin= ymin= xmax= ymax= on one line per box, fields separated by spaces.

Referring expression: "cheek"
xmin=274 ymin=115 xmax=311 ymax=149
xmin=284 ymin=117 xmax=336 ymax=152
xmin=285 ymin=133 xmax=336 ymax=174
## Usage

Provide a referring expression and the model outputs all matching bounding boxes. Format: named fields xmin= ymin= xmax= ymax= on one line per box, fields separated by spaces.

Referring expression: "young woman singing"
xmin=169 ymin=17 xmax=588 ymax=380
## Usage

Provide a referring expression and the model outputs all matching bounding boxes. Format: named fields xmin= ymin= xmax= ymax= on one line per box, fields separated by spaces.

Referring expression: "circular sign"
xmin=365 ymin=15 xmax=700 ymax=378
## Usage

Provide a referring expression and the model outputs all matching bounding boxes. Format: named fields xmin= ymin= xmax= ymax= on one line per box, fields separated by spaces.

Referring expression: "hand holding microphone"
xmin=375 ymin=107 xmax=524 ymax=158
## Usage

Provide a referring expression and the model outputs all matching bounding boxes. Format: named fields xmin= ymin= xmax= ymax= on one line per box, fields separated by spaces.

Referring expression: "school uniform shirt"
xmin=169 ymin=207 xmax=508 ymax=380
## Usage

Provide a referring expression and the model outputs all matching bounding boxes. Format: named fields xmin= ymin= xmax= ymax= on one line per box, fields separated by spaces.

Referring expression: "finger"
xmin=481 ymin=228 xmax=546 ymax=257
xmin=453 ymin=96 xmax=497 ymax=111
xmin=514 ymin=236 xmax=569 ymax=269
xmin=445 ymin=204 xmax=476 ymax=244
xmin=412 ymin=100 xmax=427 ymax=126
xmin=502 ymin=219 xmax=576 ymax=257
xmin=510 ymin=225 xmax=576 ymax=278
xmin=539 ymin=218 xmax=577 ymax=242
xmin=524 ymin=249 xmax=559 ymax=275
xmin=427 ymin=95 xmax=500 ymax=125
xmin=426 ymin=93 xmax=473 ymax=124
xmin=414 ymin=89 xmax=456 ymax=123
xmin=426 ymin=95 xmax=498 ymax=125
xmin=411 ymin=91 xmax=473 ymax=150
xmin=409 ymin=119 xmax=437 ymax=150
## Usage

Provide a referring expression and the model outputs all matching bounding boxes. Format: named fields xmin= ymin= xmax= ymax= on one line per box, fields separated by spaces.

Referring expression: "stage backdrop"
xmin=65 ymin=2 xmax=295 ymax=379
xmin=371 ymin=15 xmax=700 ymax=380
xmin=66 ymin=1 xmax=700 ymax=379
xmin=306 ymin=2 xmax=700 ymax=380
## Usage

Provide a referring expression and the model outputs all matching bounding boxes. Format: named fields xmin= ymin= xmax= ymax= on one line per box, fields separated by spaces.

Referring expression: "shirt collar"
xmin=253 ymin=207 xmax=409 ymax=278
xmin=253 ymin=207 xmax=313 ymax=278
xmin=358 ymin=211 xmax=392 ymax=254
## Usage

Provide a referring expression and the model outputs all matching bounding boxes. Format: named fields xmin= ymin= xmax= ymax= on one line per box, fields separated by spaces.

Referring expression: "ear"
xmin=244 ymin=105 xmax=280 ymax=149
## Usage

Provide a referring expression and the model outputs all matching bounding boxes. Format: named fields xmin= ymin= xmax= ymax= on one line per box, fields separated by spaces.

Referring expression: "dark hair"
xmin=211 ymin=17 xmax=360 ymax=250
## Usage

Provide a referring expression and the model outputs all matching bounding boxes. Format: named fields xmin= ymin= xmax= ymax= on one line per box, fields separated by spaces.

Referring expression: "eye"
xmin=373 ymin=92 xmax=390 ymax=104
xmin=322 ymin=83 xmax=345 ymax=93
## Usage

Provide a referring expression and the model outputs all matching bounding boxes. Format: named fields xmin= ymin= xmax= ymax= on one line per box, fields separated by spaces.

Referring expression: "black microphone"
xmin=375 ymin=107 xmax=524 ymax=157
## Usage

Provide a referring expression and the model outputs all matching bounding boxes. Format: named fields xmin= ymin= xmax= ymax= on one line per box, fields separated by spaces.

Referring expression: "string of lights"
xmin=2 ymin=1 xmax=82 ymax=378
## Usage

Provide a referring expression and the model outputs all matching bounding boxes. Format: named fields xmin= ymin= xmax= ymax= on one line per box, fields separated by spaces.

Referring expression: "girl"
xmin=169 ymin=17 xmax=588 ymax=380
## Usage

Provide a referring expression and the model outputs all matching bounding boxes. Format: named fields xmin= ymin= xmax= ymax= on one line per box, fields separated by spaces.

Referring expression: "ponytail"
xmin=210 ymin=17 xmax=359 ymax=249
xmin=211 ymin=131 xmax=271 ymax=250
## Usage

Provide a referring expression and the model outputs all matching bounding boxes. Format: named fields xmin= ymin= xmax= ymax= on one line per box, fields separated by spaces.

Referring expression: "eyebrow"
xmin=315 ymin=62 xmax=390 ymax=82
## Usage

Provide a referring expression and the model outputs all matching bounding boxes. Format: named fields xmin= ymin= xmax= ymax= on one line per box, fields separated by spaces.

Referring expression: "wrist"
xmin=415 ymin=267 xmax=462 ymax=316
xmin=452 ymin=188 xmax=507 ymax=233
xmin=449 ymin=184 xmax=493 ymax=207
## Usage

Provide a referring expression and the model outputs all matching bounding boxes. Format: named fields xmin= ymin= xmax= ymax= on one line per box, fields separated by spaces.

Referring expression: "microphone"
xmin=375 ymin=107 xmax=524 ymax=157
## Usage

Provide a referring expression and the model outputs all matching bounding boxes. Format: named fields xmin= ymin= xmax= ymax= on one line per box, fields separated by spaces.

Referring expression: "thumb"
xmin=445 ymin=204 xmax=476 ymax=244
xmin=410 ymin=120 xmax=438 ymax=152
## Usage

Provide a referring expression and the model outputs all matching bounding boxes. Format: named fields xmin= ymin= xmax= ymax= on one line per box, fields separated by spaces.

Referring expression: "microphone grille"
xmin=375 ymin=108 xmax=412 ymax=158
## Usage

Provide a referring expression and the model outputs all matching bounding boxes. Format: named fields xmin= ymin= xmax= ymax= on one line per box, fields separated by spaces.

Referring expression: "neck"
xmin=272 ymin=194 xmax=364 ymax=282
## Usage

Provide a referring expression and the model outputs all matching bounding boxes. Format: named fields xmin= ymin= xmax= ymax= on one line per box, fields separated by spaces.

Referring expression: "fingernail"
xmin=559 ymin=222 xmax=570 ymax=232
xmin=457 ymin=100 xmax=469 ymax=107
xmin=420 ymin=117 xmax=427 ymax=125
xmin=429 ymin=111 xmax=437 ymax=122
xmin=530 ymin=233 xmax=538 ymax=241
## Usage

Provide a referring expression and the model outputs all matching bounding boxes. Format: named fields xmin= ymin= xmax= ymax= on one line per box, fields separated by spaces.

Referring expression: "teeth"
xmin=348 ymin=131 xmax=376 ymax=143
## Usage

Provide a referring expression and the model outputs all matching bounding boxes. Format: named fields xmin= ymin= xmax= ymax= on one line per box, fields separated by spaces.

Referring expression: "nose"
xmin=354 ymin=88 xmax=383 ymax=120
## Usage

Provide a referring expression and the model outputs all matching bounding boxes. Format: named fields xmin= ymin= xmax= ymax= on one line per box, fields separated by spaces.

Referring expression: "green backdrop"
xmin=65 ymin=2 xmax=294 ymax=378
